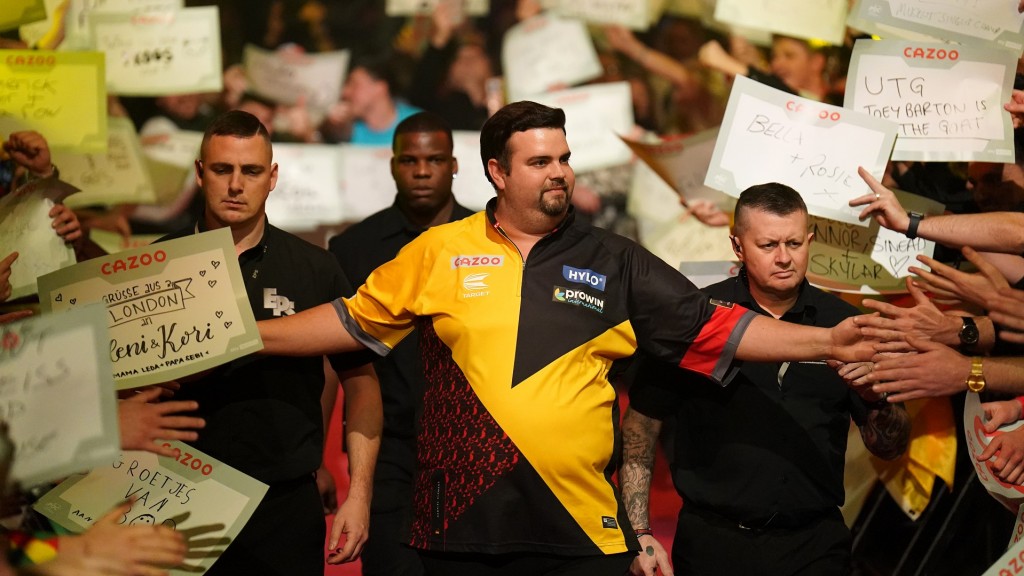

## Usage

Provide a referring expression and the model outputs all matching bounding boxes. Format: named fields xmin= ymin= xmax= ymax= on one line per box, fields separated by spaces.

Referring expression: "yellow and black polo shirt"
xmin=332 ymin=201 xmax=755 ymax=556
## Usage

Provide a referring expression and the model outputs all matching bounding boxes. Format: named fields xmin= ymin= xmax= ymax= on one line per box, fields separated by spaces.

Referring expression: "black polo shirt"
xmin=160 ymin=220 xmax=365 ymax=485
xmin=629 ymin=274 xmax=869 ymax=522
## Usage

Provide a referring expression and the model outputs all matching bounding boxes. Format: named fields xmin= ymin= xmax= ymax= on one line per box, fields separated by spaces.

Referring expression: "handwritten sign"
xmin=0 ymin=0 xmax=46 ymax=32
xmin=845 ymin=39 xmax=1016 ymax=162
xmin=502 ymin=13 xmax=602 ymax=101
xmin=965 ymin=393 xmax=1024 ymax=515
xmin=705 ymin=75 xmax=897 ymax=226
xmin=451 ymin=130 xmax=494 ymax=211
xmin=806 ymin=189 xmax=941 ymax=294
xmin=623 ymin=128 xmax=733 ymax=210
xmin=0 ymin=178 xmax=79 ymax=301
xmin=338 ymin=145 xmax=397 ymax=222
xmin=678 ymin=260 xmax=740 ymax=289
xmin=36 ymin=228 xmax=263 ymax=390
xmin=385 ymin=0 xmax=488 ymax=16
xmin=54 ymin=116 xmax=158 ymax=208
xmin=549 ymin=0 xmax=651 ymax=30
xmin=89 ymin=6 xmax=222 ymax=96
xmin=848 ymin=0 xmax=1024 ymax=52
xmin=0 ymin=50 xmax=107 ymax=153
xmin=243 ymin=44 xmax=349 ymax=120
xmin=265 ymin=143 xmax=344 ymax=232
xmin=139 ymin=127 xmax=202 ymax=205
xmin=34 ymin=441 xmax=268 ymax=576
xmin=983 ymin=516 xmax=1024 ymax=573
xmin=64 ymin=0 xmax=184 ymax=49
xmin=88 ymin=229 xmax=161 ymax=255
xmin=628 ymin=155 xmax=686 ymax=224
xmin=531 ymin=82 xmax=634 ymax=173
xmin=0 ymin=306 xmax=120 ymax=488
xmin=715 ymin=0 xmax=847 ymax=45
xmin=640 ymin=212 xmax=736 ymax=269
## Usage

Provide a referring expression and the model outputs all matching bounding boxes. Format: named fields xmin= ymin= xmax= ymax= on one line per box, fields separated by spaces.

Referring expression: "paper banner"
xmin=705 ymin=75 xmax=897 ymax=226
xmin=36 ymin=228 xmax=263 ymax=389
xmin=984 ymin=505 xmax=1024 ymax=575
xmin=55 ymin=116 xmax=158 ymax=208
xmin=845 ymin=39 xmax=1017 ymax=162
xmin=806 ymin=188 xmax=942 ymax=294
xmin=0 ymin=177 xmax=79 ymax=300
xmin=0 ymin=0 xmax=46 ymax=32
xmin=848 ymin=0 xmax=1024 ymax=52
xmin=628 ymin=155 xmax=687 ymax=224
xmin=502 ymin=13 xmax=602 ymax=101
xmin=264 ymin=143 xmax=345 ymax=232
xmin=622 ymin=128 xmax=733 ymax=210
xmin=0 ymin=306 xmax=120 ymax=488
xmin=34 ymin=441 xmax=268 ymax=576
xmin=677 ymin=260 xmax=740 ymax=289
xmin=338 ymin=145 xmax=397 ymax=222
xmin=964 ymin=392 xmax=1024 ymax=512
xmin=89 ymin=6 xmax=222 ymax=96
xmin=639 ymin=212 xmax=736 ymax=269
xmin=0 ymin=50 xmax=107 ymax=153
xmin=88 ymin=228 xmax=161 ymax=254
xmin=243 ymin=44 xmax=349 ymax=118
xmin=385 ymin=0 xmax=488 ymax=16
xmin=451 ymin=130 xmax=494 ymax=211
xmin=549 ymin=0 xmax=651 ymax=30
xmin=714 ymin=0 xmax=847 ymax=45
xmin=531 ymin=82 xmax=635 ymax=173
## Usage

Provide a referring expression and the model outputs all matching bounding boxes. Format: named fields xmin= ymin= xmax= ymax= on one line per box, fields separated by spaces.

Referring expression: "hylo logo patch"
xmin=562 ymin=265 xmax=606 ymax=291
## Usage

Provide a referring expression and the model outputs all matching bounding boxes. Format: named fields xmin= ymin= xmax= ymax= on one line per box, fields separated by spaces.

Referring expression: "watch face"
xmin=960 ymin=322 xmax=980 ymax=345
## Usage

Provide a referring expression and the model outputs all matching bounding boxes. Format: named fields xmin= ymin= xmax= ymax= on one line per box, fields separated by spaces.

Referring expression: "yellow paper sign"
xmin=0 ymin=50 xmax=107 ymax=152
xmin=0 ymin=0 xmax=46 ymax=32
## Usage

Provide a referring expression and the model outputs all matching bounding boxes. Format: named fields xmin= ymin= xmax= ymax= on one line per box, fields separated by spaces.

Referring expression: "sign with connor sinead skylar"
xmin=36 ymin=228 xmax=262 ymax=390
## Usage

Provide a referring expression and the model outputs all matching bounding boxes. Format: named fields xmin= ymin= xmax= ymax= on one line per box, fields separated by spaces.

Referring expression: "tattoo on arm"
xmin=860 ymin=403 xmax=912 ymax=461
xmin=620 ymin=407 xmax=662 ymax=531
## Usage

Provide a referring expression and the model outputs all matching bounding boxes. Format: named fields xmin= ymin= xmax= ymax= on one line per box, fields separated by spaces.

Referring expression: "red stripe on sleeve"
xmin=679 ymin=303 xmax=750 ymax=377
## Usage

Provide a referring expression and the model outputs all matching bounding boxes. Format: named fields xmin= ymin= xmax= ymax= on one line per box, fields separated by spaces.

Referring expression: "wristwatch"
xmin=966 ymin=357 xmax=986 ymax=393
xmin=906 ymin=211 xmax=924 ymax=239
xmin=958 ymin=317 xmax=979 ymax=351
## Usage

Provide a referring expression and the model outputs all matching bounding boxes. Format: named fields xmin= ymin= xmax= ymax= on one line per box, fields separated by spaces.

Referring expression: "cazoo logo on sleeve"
xmin=451 ymin=255 xmax=504 ymax=268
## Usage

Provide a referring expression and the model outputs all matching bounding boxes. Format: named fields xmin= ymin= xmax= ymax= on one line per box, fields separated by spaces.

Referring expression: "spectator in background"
xmin=328 ymin=111 xmax=473 ymax=576
xmin=408 ymin=0 xmax=494 ymax=130
xmin=699 ymin=34 xmax=837 ymax=103
xmin=321 ymin=55 xmax=421 ymax=145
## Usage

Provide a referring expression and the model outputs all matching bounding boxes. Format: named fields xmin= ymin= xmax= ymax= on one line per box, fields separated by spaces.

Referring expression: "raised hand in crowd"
xmin=910 ymin=248 xmax=1009 ymax=312
xmin=859 ymin=276 xmax=981 ymax=353
xmin=3 ymin=131 xmax=55 ymax=179
xmin=988 ymin=287 xmax=1024 ymax=344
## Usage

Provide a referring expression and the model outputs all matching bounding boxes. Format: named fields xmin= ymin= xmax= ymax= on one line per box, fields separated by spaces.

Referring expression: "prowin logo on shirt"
xmin=552 ymin=286 xmax=604 ymax=313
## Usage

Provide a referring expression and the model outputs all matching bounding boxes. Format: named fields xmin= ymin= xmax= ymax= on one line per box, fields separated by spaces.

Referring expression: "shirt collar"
xmin=734 ymin=268 xmax=816 ymax=320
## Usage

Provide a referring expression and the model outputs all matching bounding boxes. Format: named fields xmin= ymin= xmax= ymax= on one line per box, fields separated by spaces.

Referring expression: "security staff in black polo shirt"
xmin=621 ymin=183 xmax=911 ymax=576
xmin=160 ymin=110 xmax=382 ymax=575
xmin=327 ymin=111 xmax=473 ymax=576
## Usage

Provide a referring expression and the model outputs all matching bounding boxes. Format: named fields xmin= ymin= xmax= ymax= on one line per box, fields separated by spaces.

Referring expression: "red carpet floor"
xmin=322 ymin=393 xmax=681 ymax=575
